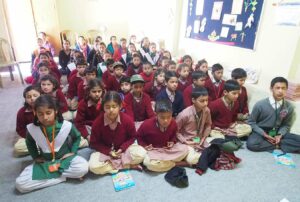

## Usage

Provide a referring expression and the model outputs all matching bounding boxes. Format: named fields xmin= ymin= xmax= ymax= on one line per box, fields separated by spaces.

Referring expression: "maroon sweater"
xmin=208 ymin=98 xmax=239 ymax=129
xmin=90 ymin=113 xmax=136 ymax=155
xmin=140 ymin=72 xmax=154 ymax=83
xmin=123 ymin=93 xmax=155 ymax=122
xmin=52 ymin=89 xmax=68 ymax=113
xmin=183 ymin=84 xmax=193 ymax=107
xmin=102 ymin=70 xmax=113 ymax=88
xmin=16 ymin=107 xmax=34 ymax=138
xmin=237 ymin=86 xmax=249 ymax=114
xmin=77 ymin=80 xmax=86 ymax=102
xmin=137 ymin=117 xmax=177 ymax=148
xmin=74 ymin=99 xmax=102 ymax=138
xmin=143 ymin=81 xmax=165 ymax=101
xmin=126 ymin=63 xmax=143 ymax=77
xmin=177 ymin=78 xmax=191 ymax=92
xmin=205 ymin=78 xmax=225 ymax=102
xmin=106 ymin=75 xmax=122 ymax=92
xmin=67 ymin=73 xmax=83 ymax=99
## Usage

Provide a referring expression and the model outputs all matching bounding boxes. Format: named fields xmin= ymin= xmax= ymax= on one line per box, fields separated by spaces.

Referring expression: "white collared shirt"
xmin=166 ymin=88 xmax=175 ymax=103
xmin=269 ymin=96 xmax=283 ymax=110
xmin=211 ymin=76 xmax=221 ymax=87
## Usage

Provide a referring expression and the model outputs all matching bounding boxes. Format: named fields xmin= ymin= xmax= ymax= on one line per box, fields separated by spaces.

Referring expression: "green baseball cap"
xmin=130 ymin=74 xmax=145 ymax=84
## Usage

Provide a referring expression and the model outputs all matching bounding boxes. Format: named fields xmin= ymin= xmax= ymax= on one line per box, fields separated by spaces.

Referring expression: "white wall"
xmin=177 ymin=0 xmax=300 ymax=90
xmin=0 ymin=0 xmax=9 ymax=40
xmin=56 ymin=0 xmax=178 ymax=51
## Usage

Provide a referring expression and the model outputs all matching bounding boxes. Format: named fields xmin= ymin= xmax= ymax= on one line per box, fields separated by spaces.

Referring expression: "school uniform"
xmin=209 ymin=97 xmax=251 ymax=138
xmin=77 ymin=80 xmax=86 ymax=102
xmin=137 ymin=117 xmax=188 ymax=172
xmin=176 ymin=105 xmax=212 ymax=164
xmin=126 ymin=63 xmax=143 ymax=77
xmin=205 ymin=77 xmax=225 ymax=101
xmin=119 ymin=49 xmax=131 ymax=70
xmin=52 ymin=89 xmax=68 ymax=113
xmin=89 ymin=113 xmax=146 ymax=175
xmin=237 ymin=86 xmax=249 ymax=114
xmin=156 ymin=88 xmax=184 ymax=117
xmin=74 ymin=99 xmax=102 ymax=139
xmin=140 ymin=72 xmax=154 ymax=83
xmin=177 ymin=77 xmax=191 ymax=92
xmin=67 ymin=73 xmax=83 ymax=100
xmin=123 ymin=92 xmax=155 ymax=129
xmin=139 ymin=47 xmax=150 ymax=63
xmin=102 ymin=70 xmax=114 ymax=87
xmin=87 ymin=48 xmax=97 ymax=65
xmin=58 ymin=49 xmax=71 ymax=70
xmin=183 ymin=84 xmax=193 ymax=107
xmin=143 ymin=81 xmax=165 ymax=101
xmin=33 ymin=59 xmax=61 ymax=81
xmin=247 ymin=97 xmax=300 ymax=153
xmin=15 ymin=107 xmax=35 ymax=156
xmin=15 ymin=121 xmax=89 ymax=193
xmin=105 ymin=75 xmax=122 ymax=92
xmin=92 ymin=52 xmax=104 ymax=68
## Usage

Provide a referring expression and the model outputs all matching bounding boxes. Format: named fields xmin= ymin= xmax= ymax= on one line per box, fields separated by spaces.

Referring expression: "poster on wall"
xmin=185 ymin=0 xmax=264 ymax=50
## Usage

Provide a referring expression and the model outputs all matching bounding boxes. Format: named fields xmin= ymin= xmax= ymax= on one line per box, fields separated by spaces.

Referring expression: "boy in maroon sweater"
xmin=177 ymin=63 xmax=192 ymax=91
xmin=123 ymin=74 xmax=155 ymax=130
xmin=209 ymin=80 xmax=251 ymax=139
xmin=137 ymin=100 xmax=188 ymax=172
xmin=15 ymin=86 xmax=41 ymax=156
xmin=231 ymin=68 xmax=249 ymax=121
xmin=67 ymin=57 xmax=87 ymax=110
xmin=205 ymin=63 xmax=225 ymax=102
xmin=89 ymin=91 xmax=146 ymax=174
xmin=119 ymin=76 xmax=131 ymax=101
xmin=140 ymin=61 xmax=154 ymax=83
xmin=126 ymin=54 xmax=143 ymax=77
xmin=77 ymin=67 xmax=97 ymax=101
xmin=183 ymin=70 xmax=207 ymax=107
xmin=105 ymin=62 xmax=125 ymax=92
xmin=101 ymin=58 xmax=115 ymax=87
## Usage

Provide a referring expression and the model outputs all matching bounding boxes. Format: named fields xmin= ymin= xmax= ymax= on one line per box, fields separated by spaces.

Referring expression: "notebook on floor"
xmin=112 ymin=170 xmax=135 ymax=192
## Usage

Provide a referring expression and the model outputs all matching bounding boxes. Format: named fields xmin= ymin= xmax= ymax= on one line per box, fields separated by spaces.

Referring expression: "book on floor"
xmin=272 ymin=151 xmax=296 ymax=168
xmin=112 ymin=170 xmax=135 ymax=191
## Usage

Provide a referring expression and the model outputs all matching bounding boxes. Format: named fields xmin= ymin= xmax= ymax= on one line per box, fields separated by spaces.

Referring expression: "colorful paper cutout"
xmin=208 ymin=30 xmax=220 ymax=41
xmin=200 ymin=17 xmax=207 ymax=32
xmin=220 ymin=27 xmax=230 ymax=38
xmin=194 ymin=20 xmax=201 ymax=33
xmin=222 ymin=14 xmax=237 ymax=26
xmin=245 ymin=13 xmax=255 ymax=28
xmin=232 ymin=0 xmax=244 ymax=14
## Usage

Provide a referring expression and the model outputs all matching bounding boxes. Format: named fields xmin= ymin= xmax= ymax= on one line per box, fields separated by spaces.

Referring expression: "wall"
xmin=55 ymin=0 xmax=178 ymax=51
xmin=177 ymin=0 xmax=300 ymax=90
xmin=0 ymin=0 xmax=9 ymax=40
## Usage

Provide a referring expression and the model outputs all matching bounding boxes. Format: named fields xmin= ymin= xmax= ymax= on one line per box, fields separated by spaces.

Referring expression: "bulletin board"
xmin=185 ymin=0 xmax=264 ymax=50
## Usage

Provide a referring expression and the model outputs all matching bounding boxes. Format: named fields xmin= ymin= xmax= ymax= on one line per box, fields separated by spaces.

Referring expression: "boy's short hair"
xmin=270 ymin=77 xmax=288 ymax=88
xmin=37 ymin=61 xmax=49 ymax=69
xmin=99 ymin=42 xmax=106 ymax=47
xmin=150 ymin=42 xmax=156 ymax=46
xmin=120 ymin=76 xmax=131 ymax=84
xmin=211 ymin=63 xmax=223 ymax=72
xmin=191 ymin=87 xmax=208 ymax=99
xmin=120 ymin=38 xmax=127 ymax=43
xmin=177 ymin=63 xmax=189 ymax=71
xmin=143 ymin=61 xmax=153 ymax=67
xmin=84 ymin=67 xmax=97 ymax=75
xmin=39 ymin=52 xmax=50 ymax=58
xmin=132 ymin=53 xmax=141 ymax=59
xmin=105 ymin=58 xmax=115 ymax=66
xmin=224 ymin=79 xmax=240 ymax=92
xmin=110 ymin=36 xmax=116 ymax=41
xmin=169 ymin=60 xmax=176 ymax=66
xmin=231 ymin=68 xmax=247 ymax=79
xmin=155 ymin=99 xmax=173 ymax=113
xmin=165 ymin=71 xmax=178 ymax=82
xmin=192 ymin=71 xmax=207 ymax=80
xmin=76 ymin=57 xmax=87 ymax=66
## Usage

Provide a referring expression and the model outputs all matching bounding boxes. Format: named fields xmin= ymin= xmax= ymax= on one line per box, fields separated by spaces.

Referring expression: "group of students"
xmin=14 ymin=33 xmax=300 ymax=193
